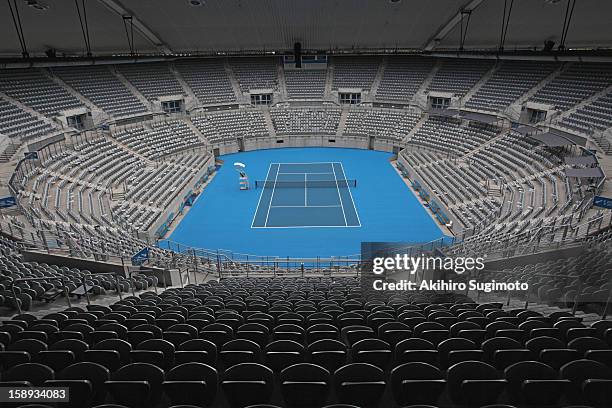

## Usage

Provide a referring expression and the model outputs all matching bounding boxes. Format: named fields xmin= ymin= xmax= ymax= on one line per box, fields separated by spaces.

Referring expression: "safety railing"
xmin=79 ymin=272 xmax=124 ymax=306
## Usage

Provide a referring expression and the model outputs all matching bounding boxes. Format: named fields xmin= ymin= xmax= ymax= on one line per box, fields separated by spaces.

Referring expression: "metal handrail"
xmin=80 ymin=272 xmax=124 ymax=305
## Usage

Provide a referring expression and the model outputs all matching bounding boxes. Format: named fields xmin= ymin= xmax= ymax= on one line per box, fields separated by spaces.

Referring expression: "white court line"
xmin=263 ymin=164 xmax=280 ymax=227
xmin=251 ymin=163 xmax=273 ymax=228
xmin=251 ymin=161 xmax=357 ymax=229
xmin=277 ymin=162 xmax=336 ymax=165
xmin=332 ymin=163 xmax=348 ymax=226
xmin=339 ymin=162 xmax=362 ymax=227
xmin=270 ymin=205 xmax=342 ymax=208
xmin=276 ymin=172 xmax=335 ymax=175
xmin=252 ymin=224 xmax=361 ymax=229
xmin=304 ymin=173 xmax=307 ymax=206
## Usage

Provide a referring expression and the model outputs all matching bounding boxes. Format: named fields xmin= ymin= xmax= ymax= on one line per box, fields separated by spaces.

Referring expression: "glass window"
xmin=162 ymin=100 xmax=182 ymax=113
xmin=430 ymin=97 xmax=450 ymax=110
xmin=528 ymin=109 xmax=546 ymax=123
xmin=67 ymin=115 xmax=84 ymax=130
xmin=251 ymin=94 xmax=272 ymax=105
xmin=340 ymin=92 xmax=361 ymax=105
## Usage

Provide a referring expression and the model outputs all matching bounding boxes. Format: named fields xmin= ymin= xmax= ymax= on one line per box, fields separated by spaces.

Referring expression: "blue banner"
xmin=0 ymin=196 xmax=16 ymax=208
xmin=131 ymin=247 xmax=150 ymax=266
xmin=593 ymin=196 xmax=612 ymax=209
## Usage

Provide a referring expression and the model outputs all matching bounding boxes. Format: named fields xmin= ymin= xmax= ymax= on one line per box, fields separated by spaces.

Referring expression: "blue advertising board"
xmin=593 ymin=196 xmax=612 ymax=209
xmin=0 ymin=196 xmax=17 ymax=208
xmin=131 ymin=247 xmax=150 ymax=266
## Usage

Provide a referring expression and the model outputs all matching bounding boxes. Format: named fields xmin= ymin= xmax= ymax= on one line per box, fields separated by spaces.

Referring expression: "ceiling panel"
xmin=438 ymin=0 xmax=612 ymax=50
xmin=0 ymin=0 xmax=154 ymax=57
xmin=0 ymin=0 xmax=609 ymax=57
xmin=117 ymin=0 xmax=463 ymax=52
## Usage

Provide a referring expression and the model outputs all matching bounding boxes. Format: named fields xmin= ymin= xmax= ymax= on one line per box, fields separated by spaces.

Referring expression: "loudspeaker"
xmin=45 ymin=48 xmax=56 ymax=58
xmin=294 ymin=42 xmax=302 ymax=68
xmin=543 ymin=40 xmax=555 ymax=52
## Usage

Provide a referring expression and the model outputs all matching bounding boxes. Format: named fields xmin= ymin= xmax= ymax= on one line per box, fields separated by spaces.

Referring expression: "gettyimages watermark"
xmin=361 ymin=242 xmax=530 ymax=293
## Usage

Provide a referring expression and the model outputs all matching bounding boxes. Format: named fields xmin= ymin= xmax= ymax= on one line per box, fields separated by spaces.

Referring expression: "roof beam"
xmin=423 ymin=0 xmax=487 ymax=51
xmin=96 ymin=0 xmax=173 ymax=54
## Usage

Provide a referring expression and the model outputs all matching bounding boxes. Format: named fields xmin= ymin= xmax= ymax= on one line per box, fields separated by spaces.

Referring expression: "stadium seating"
xmin=174 ymin=60 xmax=238 ymax=105
xmin=0 ymin=6 xmax=611 ymax=407
xmin=112 ymin=119 xmax=205 ymax=160
xmin=0 ymin=69 xmax=84 ymax=117
xmin=191 ymin=109 xmax=268 ymax=144
xmin=376 ymin=57 xmax=435 ymax=102
xmin=18 ymin=122 xmax=210 ymax=249
xmin=402 ymin=113 xmax=597 ymax=238
xmin=52 ymin=66 xmax=149 ymax=118
xmin=0 ymin=97 xmax=57 ymax=140
xmin=117 ymin=63 xmax=185 ymax=101
xmin=1 ymin=276 xmax=611 ymax=408
xmin=343 ymin=107 xmax=421 ymax=142
xmin=465 ymin=61 xmax=558 ymax=112
xmin=332 ymin=57 xmax=380 ymax=90
xmin=427 ymin=58 xmax=494 ymax=97
xmin=561 ymin=89 xmax=612 ymax=134
xmin=530 ymin=63 xmax=612 ymax=111
xmin=230 ymin=58 xmax=279 ymax=92
xmin=271 ymin=107 xmax=340 ymax=135
xmin=284 ymin=69 xmax=327 ymax=99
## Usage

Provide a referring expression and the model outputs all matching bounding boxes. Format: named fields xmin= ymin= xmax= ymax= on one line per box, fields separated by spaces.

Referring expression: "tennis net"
xmin=254 ymin=179 xmax=357 ymax=189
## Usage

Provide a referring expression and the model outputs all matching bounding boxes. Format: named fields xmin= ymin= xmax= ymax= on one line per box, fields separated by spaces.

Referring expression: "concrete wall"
xmin=236 ymin=135 xmax=373 ymax=151
xmin=22 ymin=250 xmax=129 ymax=275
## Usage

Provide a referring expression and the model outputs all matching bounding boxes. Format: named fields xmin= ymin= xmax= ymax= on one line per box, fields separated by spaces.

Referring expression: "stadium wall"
xmin=214 ymin=135 xmax=400 ymax=154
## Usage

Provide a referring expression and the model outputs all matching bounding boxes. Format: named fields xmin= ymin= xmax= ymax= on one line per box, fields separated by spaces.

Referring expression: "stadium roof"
xmin=1 ymin=0 xmax=612 ymax=58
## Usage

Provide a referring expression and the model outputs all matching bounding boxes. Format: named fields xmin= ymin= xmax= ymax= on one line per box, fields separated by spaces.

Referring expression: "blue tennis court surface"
xmin=252 ymin=162 xmax=360 ymax=228
xmin=165 ymin=148 xmax=448 ymax=258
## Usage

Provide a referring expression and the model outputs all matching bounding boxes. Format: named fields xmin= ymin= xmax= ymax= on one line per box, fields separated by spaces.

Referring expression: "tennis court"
xmin=252 ymin=162 xmax=360 ymax=228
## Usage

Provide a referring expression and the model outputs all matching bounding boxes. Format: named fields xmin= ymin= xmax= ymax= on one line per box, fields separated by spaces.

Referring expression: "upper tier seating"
xmin=174 ymin=59 xmax=237 ymax=105
xmin=343 ymin=108 xmax=421 ymax=141
xmin=0 ymin=69 xmax=83 ymax=117
xmin=530 ymin=63 xmax=612 ymax=111
xmin=270 ymin=107 xmax=340 ymax=135
xmin=0 ymin=96 xmax=56 ymax=140
xmin=465 ymin=61 xmax=558 ymax=112
xmin=375 ymin=57 xmax=435 ymax=102
xmin=52 ymin=66 xmax=149 ymax=118
xmin=561 ymin=89 xmax=612 ymax=133
xmin=427 ymin=58 xmax=493 ymax=96
xmin=117 ymin=63 xmax=185 ymax=101
xmin=230 ymin=58 xmax=279 ymax=92
xmin=332 ymin=56 xmax=380 ymax=90
xmin=285 ymin=69 xmax=326 ymax=99
xmin=191 ymin=109 xmax=268 ymax=143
